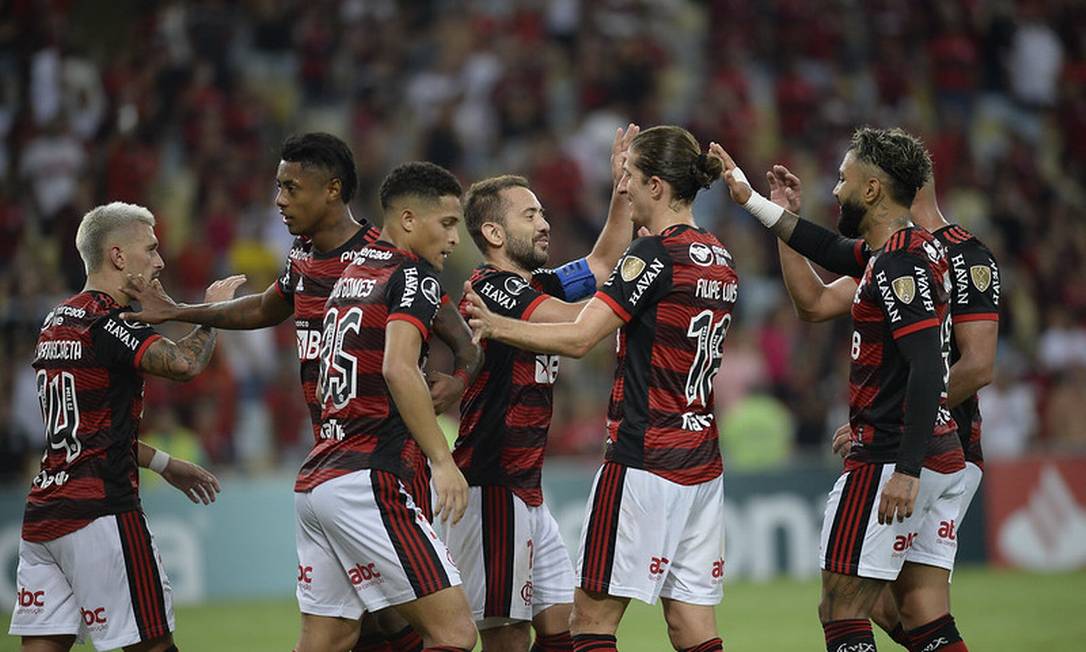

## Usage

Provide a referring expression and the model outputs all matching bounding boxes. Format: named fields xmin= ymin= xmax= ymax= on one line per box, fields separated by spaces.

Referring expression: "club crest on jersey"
xmin=620 ymin=256 xmax=646 ymax=282
xmin=688 ymin=242 xmax=713 ymax=267
xmin=969 ymin=265 xmax=991 ymax=292
xmin=504 ymin=276 xmax=529 ymax=296
xmin=891 ymin=276 xmax=916 ymax=303
xmin=420 ymin=276 xmax=441 ymax=306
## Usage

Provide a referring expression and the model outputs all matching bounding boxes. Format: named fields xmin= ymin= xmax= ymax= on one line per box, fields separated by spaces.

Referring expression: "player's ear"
xmin=109 ymin=244 xmax=126 ymax=271
xmin=648 ymin=175 xmax=664 ymax=200
xmin=864 ymin=176 xmax=881 ymax=205
xmin=481 ymin=222 xmax=503 ymax=248
xmin=399 ymin=208 xmax=415 ymax=233
xmin=326 ymin=177 xmax=342 ymax=204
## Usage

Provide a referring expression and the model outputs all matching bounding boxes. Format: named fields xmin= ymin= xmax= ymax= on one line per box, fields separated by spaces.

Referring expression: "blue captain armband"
xmin=553 ymin=257 xmax=596 ymax=301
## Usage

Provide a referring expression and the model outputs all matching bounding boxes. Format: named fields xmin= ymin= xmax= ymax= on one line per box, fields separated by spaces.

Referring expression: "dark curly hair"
xmin=849 ymin=127 xmax=933 ymax=207
xmin=630 ymin=125 xmax=723 ymax=204
xmin=280 ymin=132 xmax=359 ymax=204
xmin=378 ymin=161 xmax=463 ymax=210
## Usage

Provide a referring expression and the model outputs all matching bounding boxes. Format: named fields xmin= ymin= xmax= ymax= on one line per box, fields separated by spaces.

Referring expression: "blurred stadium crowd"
xmin=1 ymin=0 xmax=1085 ymax=482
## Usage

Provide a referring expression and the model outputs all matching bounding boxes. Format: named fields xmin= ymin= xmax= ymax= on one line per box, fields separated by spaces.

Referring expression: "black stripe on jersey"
xmin=117 ymin=511 xmax=170 ymax=642
xmin=611 ymin=303 xmax=660 ymax=468
xmin=482 ymin=485 xmax=516 ymax=618
xmin=580 ymin=463 xmax=626 ymax=594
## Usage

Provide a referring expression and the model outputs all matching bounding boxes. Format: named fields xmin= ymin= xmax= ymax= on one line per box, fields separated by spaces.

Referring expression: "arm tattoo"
xmin=142 ymin=326 xmax=217 ymax=381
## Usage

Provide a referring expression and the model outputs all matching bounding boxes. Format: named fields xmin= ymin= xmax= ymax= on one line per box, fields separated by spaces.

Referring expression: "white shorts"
xmin=441 ymin=486 xmax=575 ymax=628
xmin=958 ymin=462 xmax=982 ymax=524
xmin=576 ymin=463 xmax=725 ymax=606
xmin=819 ymin=464 xmax=966 ymax=580
xmin=295 ymin=469 xmax=461 ymax=619
xmin=9 ymin=511 xmax=175 ymax=651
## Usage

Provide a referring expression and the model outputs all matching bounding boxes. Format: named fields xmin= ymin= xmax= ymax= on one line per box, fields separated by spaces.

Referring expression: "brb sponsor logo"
xmin=16 ymin=587 xmax=45 ymax=614
xmin=349 ymin=562 xmax=382 ymax=587
xmin=710 ymin=559 xmax=725 ymax=584
xmin=81 ymin=607 xmax=108 ymax=630
xmin=893 ymin=532 xmax=918 ymax=555
xmin=648 ymin=556 xmax=670 ymax=581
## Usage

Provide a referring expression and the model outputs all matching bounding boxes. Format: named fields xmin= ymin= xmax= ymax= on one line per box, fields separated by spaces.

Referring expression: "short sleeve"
xmin=871 ymin=251 xmax=940 ymax=340
xmin=948 ymin=242 xmax=1000 ymax=323
xmin=274 ymin=253 xmax=297 ymax=304
xmin=91 ymin=313 xmax=163 ymax=369
xmin=470 ymin=271 xmax=553 ymax=320
xmin=594 ymin=237 xmax=672 ymax=323
xmin=386 ymin=263 xmax=443 ymax=338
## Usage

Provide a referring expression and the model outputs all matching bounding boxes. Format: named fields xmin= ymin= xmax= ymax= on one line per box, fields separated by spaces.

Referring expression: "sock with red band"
xmin=682 ymin=637 xmax=724 ymax=652
xmin=823 ymin=619 xmax=875 ymax=652
xmin=571 ymin=633 xmax=618 ymax=652
xmin=532 ymin=631 xmax=574 ymax=652
xmin=390 ymin=625 xmax=424 ymax=652
xmin=906 ymin=614 xmax=968 ymax=652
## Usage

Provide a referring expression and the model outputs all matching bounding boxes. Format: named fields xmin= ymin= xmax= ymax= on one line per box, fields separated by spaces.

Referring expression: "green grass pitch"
xmin=4 ymin=568 xmax=1083 ymax=650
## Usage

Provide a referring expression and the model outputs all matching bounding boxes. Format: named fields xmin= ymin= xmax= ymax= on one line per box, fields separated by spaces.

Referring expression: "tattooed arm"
xmin=139 ymin=326 xmax=217 ymax=381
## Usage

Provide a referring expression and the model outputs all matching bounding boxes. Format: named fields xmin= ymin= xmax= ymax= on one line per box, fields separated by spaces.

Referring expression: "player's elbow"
xmin=169 ymin=360 xmax=200 ymax=382
xmin=381 ymin=359 xmax=416 ymax=387
xmin=793 ymin=303 xmax=829 ymax=323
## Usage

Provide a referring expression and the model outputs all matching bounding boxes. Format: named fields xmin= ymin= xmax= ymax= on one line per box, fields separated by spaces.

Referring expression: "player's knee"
xmin=662 ymin=604 xmax=715 ymax=650
xmin=870 ymin=590 xmax=901 ymax=632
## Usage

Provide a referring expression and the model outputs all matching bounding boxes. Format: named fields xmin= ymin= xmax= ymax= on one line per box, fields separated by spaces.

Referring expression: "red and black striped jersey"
xmin=274 ymin=223 xmax=382 ymax=443
xmin=23 ymin=291 xmax=162 ymax=542
xmin=846 ymin=227 xmax=963 ymax=473
xmin=934 ymin=225 xmax=1000 ymax=468
xmin=454 ymin=265 xmax=569 ymax=507
xmin=595 ymin=225 xmax=738 ymax=485
xmin=294 ymin=242 xmax=445 ymax=491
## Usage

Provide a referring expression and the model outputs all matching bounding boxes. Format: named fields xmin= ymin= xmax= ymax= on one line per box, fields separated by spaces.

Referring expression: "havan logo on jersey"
xmin=628 ymin=257 xmax=665 ymax=306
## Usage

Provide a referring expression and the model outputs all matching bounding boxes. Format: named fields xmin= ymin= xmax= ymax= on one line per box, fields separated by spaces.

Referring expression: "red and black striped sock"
xmin=906 ymin=614 xmax=968 ymax=652
xmin=886 ymin=622 xmax=910 ymax=648
xmin=352 ymin=629 xmax=392 ymax=652
xmin=823 ymin=619 xmax=874 ymax=652
xmin=390 ymin=625 xmax=424 ymax=652
xmin=531 ymin=630 xmax=573 ymax=652
xmin=681 ymin=637 xmax=723 ymax=651
xmin=571 ymin=633 xmax=618 ymax=651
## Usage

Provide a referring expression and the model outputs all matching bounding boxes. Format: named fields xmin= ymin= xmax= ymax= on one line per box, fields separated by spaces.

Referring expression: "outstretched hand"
xmin=204 ymin=274 xmax=248 ymax=303
xmin=708 ymin=142 xmax=752 ymax=205
xmin=119 ymin=274 xmax=177 ymax=323
xmin=767 ymin=164 xmax=802 ymax=213
xmin=611 ymin=122 xmax=641 ymax=186
xmin=161 ymin=458 xmax=221 ymax=505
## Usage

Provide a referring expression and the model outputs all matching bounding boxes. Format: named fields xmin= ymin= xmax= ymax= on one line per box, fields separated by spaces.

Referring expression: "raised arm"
xmin=584 ymin=123 xmax=639 ymax=285
xmin=383 ymin=320 xmax=468 ymax=523
xmin=777 ymin=240 xmax=857 ymax=322
xmin=120 ymin=274 xmax=293 ymax=330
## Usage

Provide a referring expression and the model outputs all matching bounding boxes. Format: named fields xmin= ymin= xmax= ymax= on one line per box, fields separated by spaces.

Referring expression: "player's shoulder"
xmin=660 ymin=224 xmax=733 ymax=267
xmin=937 ymin=224 xmax=997 ymax=260
xmin=38 ymin=292 xmax=105 ymax=333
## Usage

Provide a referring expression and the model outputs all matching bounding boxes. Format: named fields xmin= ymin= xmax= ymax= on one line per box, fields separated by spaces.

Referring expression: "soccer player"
xmin=465 ymin=125 xmax=735 ymax=652
xmin=752 ymin=165 xmax=998 ymax=649
xmin=444 ymin=124 xmax=637 ymax=652
xmin=293 ymin=161 xmax=475 ymax=652
xmin=10 ymin=202 xmax=232 ymax=652
xmin=119 ymin=133 xmax=481 ymax=651
xmin=715 ymin=127 xmax=972 ymax=652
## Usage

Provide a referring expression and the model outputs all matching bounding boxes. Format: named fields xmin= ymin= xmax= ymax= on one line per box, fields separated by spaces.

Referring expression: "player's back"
xmin=934 ymin=224 xmax=1000 ymax=468
xmin=276 ymin=223 xmax=382 ymax=442
xmin=25 ymin=291 xmax=162 ymax=542
xmin=847 ymin=227 xmax=963 ymax=472
xmin=295 ymin=242 xmax=443 ymax=492
xmin=597 ymin=225 xmax=738 ymax=485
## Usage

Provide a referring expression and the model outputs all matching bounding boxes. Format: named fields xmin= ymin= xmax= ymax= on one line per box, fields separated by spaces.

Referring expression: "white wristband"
xmin=743 ymin=189 xmax=785 ymax=229
xmin=149 ymin=449 xmax=171 ymax=474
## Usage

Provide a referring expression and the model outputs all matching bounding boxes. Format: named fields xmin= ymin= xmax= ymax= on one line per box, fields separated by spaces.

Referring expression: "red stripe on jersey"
xmin=595 ymin=291 xmax=631 ymax=322
xmin=132 ymin=333 xmax=161 ymax=368
xmin=387 ymin=313 xmax=429 ymax=339
xmin=521 ymin=294 xmax=549 ymax=320
xmin=954 ymin=312 xmax=999 ymax=323
xmin=891 ymin=318 xmax=939 ymax=339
